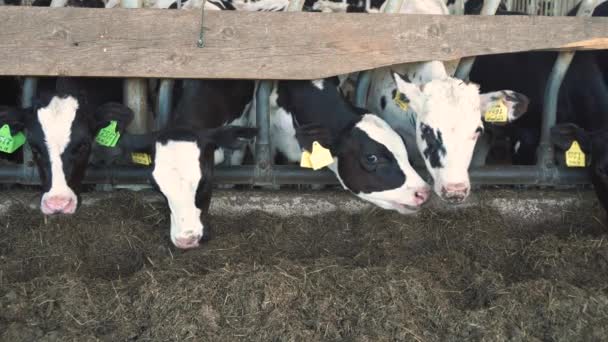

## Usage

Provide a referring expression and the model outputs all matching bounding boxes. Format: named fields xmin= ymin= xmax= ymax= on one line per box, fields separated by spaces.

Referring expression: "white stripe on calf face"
xmin=37 ymin=96 xmax=79 ymax=215
xmin=152 ymin=140 xmax=204 ymax=249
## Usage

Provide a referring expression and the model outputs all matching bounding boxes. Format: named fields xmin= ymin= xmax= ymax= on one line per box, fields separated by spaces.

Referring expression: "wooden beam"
xmin=0 ymin=7 xmax=606 ymax=79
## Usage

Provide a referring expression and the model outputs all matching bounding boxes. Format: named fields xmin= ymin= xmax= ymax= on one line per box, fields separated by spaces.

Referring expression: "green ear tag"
xmin=96 ymin=120 xmax=120 ymax=147
xmin=0 ymin=124 xmax=26 ymax=154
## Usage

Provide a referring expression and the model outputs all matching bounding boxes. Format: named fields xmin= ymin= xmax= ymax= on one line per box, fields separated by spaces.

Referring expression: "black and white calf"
xmin=362 ymin=0 xmax=529 ymax=205
xmin=311 ymin=0 xmax=529 ymax=204
xmin=467 ymin=45 xmax=608 ymax=213
xmin=469 ymin=51 xmax=608 ymax=162
xmin=120 ymin=79 xmax=256 ymax=249
xmin=235 ymin=0 xmax=430 ymax=212
xmin=0 ymin=77 xmax=133 ymax=215
xmin=552 ymin=124 xmax=608 ymax=214
xmin=264 ymin=78 xmax=430 ymax=213
xmin=368 ymin=64 xmax=529 ymax=203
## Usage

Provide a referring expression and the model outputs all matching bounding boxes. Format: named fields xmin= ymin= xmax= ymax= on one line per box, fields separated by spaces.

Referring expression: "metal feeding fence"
xmin=0 ymin=0 xmax=604 ymax=188
xmin=508 ymin=0 xmax=582 ymax=15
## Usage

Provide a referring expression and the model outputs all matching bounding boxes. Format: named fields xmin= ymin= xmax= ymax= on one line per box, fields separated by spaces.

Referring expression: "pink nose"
xmin=174 ymin=234 xmax=202 ymax=249
xmin=441 ymin=182 xmax=470 ymax=203
xmin=42 ymin=196 xmax=74 ymax=214
xmin=413 ymin=187 xmax=431 ymax=206
xmin=444 ymin=182 xmax=468 ymax=193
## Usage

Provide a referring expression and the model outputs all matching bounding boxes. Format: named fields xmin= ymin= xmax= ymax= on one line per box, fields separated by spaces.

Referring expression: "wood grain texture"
xmin=0 ymin=7 xmax=606 ymax=79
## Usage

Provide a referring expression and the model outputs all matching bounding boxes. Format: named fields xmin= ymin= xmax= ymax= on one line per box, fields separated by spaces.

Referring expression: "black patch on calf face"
xmin=25 ymin=120 xmax=52 ymax=192
xmin=420 ymin=123 xmax=446 ymax=168
xmin=196 ymin=143 xmax=215 ymax=240
xmin=61 ymin=115 xmax=94 ymax=193
xmin=380 ymin=96 xmax=387 ymax=110
xmin=336 ymin=126 xmax=405 ymax=194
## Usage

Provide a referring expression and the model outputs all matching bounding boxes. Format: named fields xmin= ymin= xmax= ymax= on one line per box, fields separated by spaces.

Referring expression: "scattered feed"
xmin=1 ymin=190 xmax=608 ymax=341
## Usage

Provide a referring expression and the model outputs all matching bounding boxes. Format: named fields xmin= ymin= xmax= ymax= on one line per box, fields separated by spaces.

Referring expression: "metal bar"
xmin=455 ymin=0 xmax=465 ymax=14
xmin=454 ymin=0 xmax=501 ymax=80
xmin=354 ymin=0 xmax=404 ymax=108
xmin=381 ymin=0 xmax=403 ymax=12
xmin=286 ymin=0 xmax=304 ymax=11
xmin=251 ymin=0 xmax=305 ymax=186
xmin=536 ymin=0 xmax=597 ymax=182
xmin=118 ymin=0 xmax=150 ymax=191
xmin=354 ymin=72 xmax=371 ymax=108
xmin=155 ymin=79 xmax=174 ymax=130
xmin=20 ymin=77 xmax=37 ymax=108
xmin=123 ymin=80 xmax=149 ymax=134
xmin=254 ymin=80 xmax=273 ymax=185
xmin=20 ymin=77 xmax=37 ymax=184
xmin=0 ymin=164 xmax=589 ymax=185
xmin=121 ymin=0 xmax=150 ymax=135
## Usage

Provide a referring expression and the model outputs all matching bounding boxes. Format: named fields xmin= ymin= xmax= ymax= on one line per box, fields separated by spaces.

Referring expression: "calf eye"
xmin=361 ymin=154 xmax=381 ymax=172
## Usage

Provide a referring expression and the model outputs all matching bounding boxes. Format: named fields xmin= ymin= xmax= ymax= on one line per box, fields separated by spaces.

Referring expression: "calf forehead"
xmin=422 ymin=79 xmax=481 ymax=127
xmin=153 ymin=140 xmax=203 ymax=196
xmin=37 ymin=96 xmax=79 ymax=151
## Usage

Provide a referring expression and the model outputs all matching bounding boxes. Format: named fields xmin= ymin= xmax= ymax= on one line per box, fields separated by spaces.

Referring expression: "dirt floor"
xmin=1 ymin=190 xmax=608 ymax=341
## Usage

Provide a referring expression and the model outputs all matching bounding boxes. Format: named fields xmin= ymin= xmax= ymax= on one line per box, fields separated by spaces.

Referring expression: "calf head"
xmin=551 ymin=123 xmax=608 ymax=213
xmin=150 ymin=126 xmax=257 ymax=249
xmin=392 ymin=73 xmax=529 ymax=203
xmin=296 ymin=114 xmax=430 ymax=214
xmin=0 ymin=97 xmax=133 ymax=215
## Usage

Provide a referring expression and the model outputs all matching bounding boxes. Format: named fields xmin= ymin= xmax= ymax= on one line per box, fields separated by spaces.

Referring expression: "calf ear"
xmin=206 ymin=126 xmax=258 ymax=150
xmin=480 ymin=90 xmax=530 ymax=124
xmin=550 ymin=123 xmax=592 ymax=153
xmin=391 ymin=72 xmax=424 ymax=113
xmin=93 ymin=102 xmax=134 ymax=134
xmin=295 ymin=123 xmax=334 ymax=152
xmin=0 ymin=106 xmax=27 ymax=132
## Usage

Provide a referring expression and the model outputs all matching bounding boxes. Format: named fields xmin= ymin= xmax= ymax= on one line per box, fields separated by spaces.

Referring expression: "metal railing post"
xmin=20 ymin=77 xmax=37 ymax=183
xmin=454 ymin=0 xmax=465 ymax=14
xmin=254 ymin=81 xmax=273 ymax=185
xmin=354 ymin=0 xmax=404 ymax=108
xmin=536 ymin=0 xmax=597 ymax=183
xmin=119 ymin=0 xmax=151 ymax=191
xmin=121 ymin=0 xmax=150 ymax=135
xmin=154 ymin=0 xmax=182 ymax=131
xmin=155 ymin=79 xmax=174 ymax=130
xmin=253 ymin=0 xmax=305 ymax=186
xmin=454 ymin=0 xmax=501 ymax=80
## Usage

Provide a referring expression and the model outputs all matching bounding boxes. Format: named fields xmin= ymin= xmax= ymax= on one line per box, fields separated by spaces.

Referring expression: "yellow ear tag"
xmin=309 ymin=141 xmax=334 ymax=170
xmin=300 ymin=150 xmax=313 ymax=168
xmin=393 ymin=91 xmax=409 ymax=111
xmin=131 ymin=152 xmax=152 ymax=166
xmin=565 ymin=141 xmax=585 ymax=167
xmin=484 ymin=98 xmax=508 ymax=123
